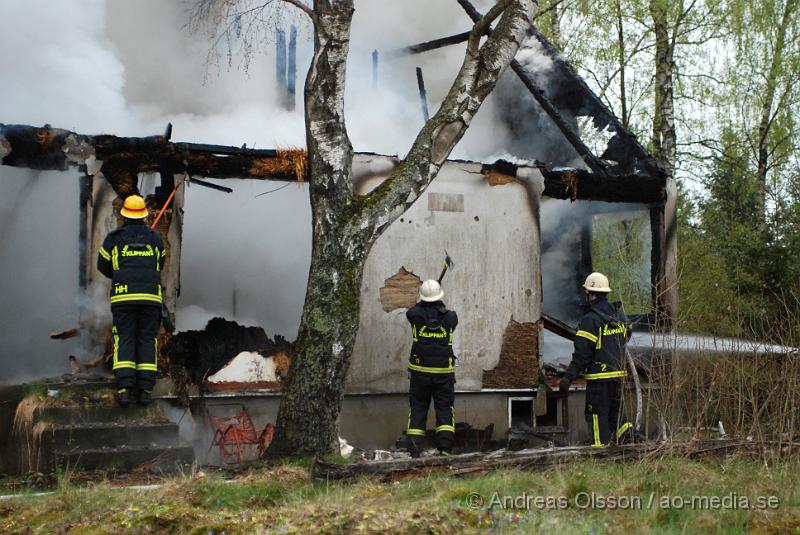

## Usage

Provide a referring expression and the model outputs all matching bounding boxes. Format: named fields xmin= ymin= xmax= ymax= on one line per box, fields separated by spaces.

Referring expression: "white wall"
xmin=348 ymin=159 xmax=543 ymax=392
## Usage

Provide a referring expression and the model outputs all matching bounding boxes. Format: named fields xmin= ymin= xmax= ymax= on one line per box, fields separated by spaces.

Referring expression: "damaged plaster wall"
xmin=348 ymin=157 xmax=543 ymax=393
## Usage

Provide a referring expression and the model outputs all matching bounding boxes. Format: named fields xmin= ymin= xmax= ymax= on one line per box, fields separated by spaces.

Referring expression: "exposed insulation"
xmin=379 ymin=267 xmax=421 ymax=312
xmin=482 ymin=169 xmax=516 ymax=186
xmin=561 ymin=170 xmax=579 ymax=201
xmin=248 ymin=148 xmax=307 ymax=182
xmin=482 ymin=319 xmax=540 ymax=388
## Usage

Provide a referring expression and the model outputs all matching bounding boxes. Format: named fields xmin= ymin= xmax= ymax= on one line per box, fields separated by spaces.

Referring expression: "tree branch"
xmin=279 ymin=0 xmax=316 ymax=22
xmin=352 ymin=0 xmax=536 ymax=241
xmin=467 ymin=0 xmax=510 ymax=56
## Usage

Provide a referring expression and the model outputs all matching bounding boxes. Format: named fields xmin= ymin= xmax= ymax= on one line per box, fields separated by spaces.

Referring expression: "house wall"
xmin=347 ymin=157 xmax=544 ymax=393
xmin=167 ymin=390 xmax=514 ymax=464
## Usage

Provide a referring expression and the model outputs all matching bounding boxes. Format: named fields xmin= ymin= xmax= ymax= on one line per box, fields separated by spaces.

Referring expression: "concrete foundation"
xmin=155 ymin=385 xmax=631 ymax=465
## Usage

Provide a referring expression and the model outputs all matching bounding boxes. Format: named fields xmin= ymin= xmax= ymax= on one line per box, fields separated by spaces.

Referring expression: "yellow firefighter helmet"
xmin=120 ymin=195 xmax=148 ymax=220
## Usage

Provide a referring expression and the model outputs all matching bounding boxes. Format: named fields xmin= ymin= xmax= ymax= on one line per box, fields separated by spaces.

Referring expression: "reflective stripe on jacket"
xmin=97 ymin=220 xmax=165 ymax=306
xmin=566 ymin=298 xmax=630 ymax=381
xmin=406 ymin=301 xmax=458 ymax=374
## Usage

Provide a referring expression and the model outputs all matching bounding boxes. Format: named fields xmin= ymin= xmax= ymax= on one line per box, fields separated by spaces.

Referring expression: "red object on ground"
xmin=209 ymin=404 xmax=275 ymax=464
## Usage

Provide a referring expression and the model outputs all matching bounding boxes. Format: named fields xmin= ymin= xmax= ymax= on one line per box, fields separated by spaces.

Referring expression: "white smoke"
xmin=0 ymin=0 xmax=561 ymax=382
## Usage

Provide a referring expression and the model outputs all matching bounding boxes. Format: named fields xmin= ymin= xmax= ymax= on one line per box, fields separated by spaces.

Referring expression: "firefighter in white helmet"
xmin=560 ymin=272 xmax=633 ymax=446
xmin=404 ymin=279 xmax=458 ymax=457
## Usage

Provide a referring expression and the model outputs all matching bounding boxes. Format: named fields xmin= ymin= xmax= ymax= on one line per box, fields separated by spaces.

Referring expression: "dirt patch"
xmin=482 ymin=319 xmax=540 ymax=388
xmin=379 ymin=267 xmax=421 ymax=312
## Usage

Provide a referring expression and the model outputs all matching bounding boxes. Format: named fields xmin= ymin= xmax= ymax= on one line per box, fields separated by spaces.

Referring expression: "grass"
xmin=1 ymin=455 xmax=799 ymax=534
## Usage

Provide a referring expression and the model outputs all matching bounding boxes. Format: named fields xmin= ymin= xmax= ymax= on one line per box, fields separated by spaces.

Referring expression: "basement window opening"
xmin=508 ymin=397 xmax=533 ymax=428
xmin=535 ymin=396 xmax=559 ymax=427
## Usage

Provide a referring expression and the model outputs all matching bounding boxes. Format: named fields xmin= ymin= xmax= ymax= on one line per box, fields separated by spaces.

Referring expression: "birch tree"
xmin=726 ymin=0 xmax=800 ymax=230
xmin=198 ymin=0 xmax=536 ymax=456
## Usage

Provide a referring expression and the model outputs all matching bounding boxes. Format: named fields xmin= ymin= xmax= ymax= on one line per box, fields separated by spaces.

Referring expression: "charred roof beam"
xmin=481 ymin=160 xmax=665 ymax=205
xmin=0 ymin=123 xmax=305 ymax=196
xmin=384 ymin=31 xmax=473 ymax=59
xmin=456 ymin=0 xmax=609 ymax=177
xmin=525 ymin=26 xmax=665 ymax=178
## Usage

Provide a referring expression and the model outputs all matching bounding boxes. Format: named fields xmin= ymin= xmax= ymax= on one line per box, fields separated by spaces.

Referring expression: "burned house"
xmin=0 ymin=15 xmax=671 ymax=465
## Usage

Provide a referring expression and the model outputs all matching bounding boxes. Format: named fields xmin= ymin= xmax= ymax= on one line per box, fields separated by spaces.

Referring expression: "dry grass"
xmin=12 ymin=395 xmax=52 ymax=474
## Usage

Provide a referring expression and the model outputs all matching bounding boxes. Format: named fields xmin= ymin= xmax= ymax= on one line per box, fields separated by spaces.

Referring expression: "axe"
xmin=437 ymin=250 xmax=454 ymax=284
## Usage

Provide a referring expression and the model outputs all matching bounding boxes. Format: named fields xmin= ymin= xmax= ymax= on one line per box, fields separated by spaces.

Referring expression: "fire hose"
xmin=625 ymin=347 xmax=643 ymax=433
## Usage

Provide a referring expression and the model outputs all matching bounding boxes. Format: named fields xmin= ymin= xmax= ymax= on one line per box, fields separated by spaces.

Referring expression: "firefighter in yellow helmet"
xmin=97 ymin=195 xmax=165 ymax=407
xmin=404 ymin=280 xmax=458 ymax=457
xmin=560 ymin=273 xmax=633 ymax=446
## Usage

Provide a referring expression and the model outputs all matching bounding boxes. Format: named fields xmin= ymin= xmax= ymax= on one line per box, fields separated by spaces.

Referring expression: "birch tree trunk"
xmin=650 ymin=0 xmax=679 ymax=330
xmin=755 ymin=0 xmax=797 ymax=231
xmin=269 ymin=0 xmax=537 ymax=457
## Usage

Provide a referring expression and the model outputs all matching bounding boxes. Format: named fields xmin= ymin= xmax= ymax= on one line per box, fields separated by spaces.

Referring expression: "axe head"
xmin=437 ymin=250 xmax=455 ymax=284
xmin=444 ymin=250 xmax=454 ymax=269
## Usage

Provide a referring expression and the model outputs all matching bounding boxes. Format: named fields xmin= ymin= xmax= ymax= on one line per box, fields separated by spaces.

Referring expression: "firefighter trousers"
xmin=584 ymin=379 xmax=632 ymax=446
xmin=111 ymin=304 xmax=161 ymax=392
xmin=406 ymin=371 xmax=455 ymax=454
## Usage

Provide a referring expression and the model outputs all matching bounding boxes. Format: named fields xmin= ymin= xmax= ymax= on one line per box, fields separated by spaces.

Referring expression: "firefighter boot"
xmin=138 ymin=389 xmax=153 ymax=406
xmin=115 ymin=388 xmax=132 ymax=407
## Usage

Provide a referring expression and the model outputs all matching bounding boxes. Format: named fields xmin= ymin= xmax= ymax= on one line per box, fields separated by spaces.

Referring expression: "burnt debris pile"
xmin=164 ymin=318 xmax=293 ymax=386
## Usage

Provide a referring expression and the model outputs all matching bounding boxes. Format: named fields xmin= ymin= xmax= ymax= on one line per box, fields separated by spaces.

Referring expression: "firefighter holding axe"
xmin=404 ymin=252 xmax=458 ymax=457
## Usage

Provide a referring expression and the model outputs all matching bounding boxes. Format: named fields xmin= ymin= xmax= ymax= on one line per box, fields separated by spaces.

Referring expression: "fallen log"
xmin=311 ymin=439 xmax=800 ymax=481
xmin=312 ymin=443 xmax=652 ymax=480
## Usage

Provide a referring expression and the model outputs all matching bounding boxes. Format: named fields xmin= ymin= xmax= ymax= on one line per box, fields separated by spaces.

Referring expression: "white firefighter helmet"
xmin=583 ymin=272 xmax=612 ymax=293
xmin=419 ymin=279 xmax=444 ymax=302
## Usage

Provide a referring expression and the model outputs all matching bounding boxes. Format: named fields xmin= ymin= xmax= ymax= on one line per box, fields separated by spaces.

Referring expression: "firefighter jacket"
xmin=406 ymin=301 xmax=458 ymax=374
xmin=565 ymin=297 xmax=630 ymax=381
xmin=97 ymin=220 xmax=165 ymax=306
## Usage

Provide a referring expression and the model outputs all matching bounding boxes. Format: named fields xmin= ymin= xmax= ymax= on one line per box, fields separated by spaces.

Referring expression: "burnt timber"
xmin=0 ymin=124 xmax=304 ymax=197
xmin=1 ymin=123 xmax=663 ymax=205
xmin=482 ymin=160 xmax=664 ymax=204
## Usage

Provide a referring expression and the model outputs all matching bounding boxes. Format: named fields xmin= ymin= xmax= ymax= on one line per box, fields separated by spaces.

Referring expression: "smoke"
xmin=0 ymin=0 xmax=609 ymax=382
xmin=0 ymin=1 xmax=131 ymax=133
xmin=540 ymin=199 xmax=652 ymax=324
xmin=0 ymin=168 xmax=80 ymax=383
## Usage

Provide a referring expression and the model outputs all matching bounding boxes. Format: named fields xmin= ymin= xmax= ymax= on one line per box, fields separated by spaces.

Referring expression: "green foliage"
xmin=592 ymin=211 xmax=652 ymax=314
xmin=677 ymin=127 xmax=800 ymax=339
xmin=22 ymin=383 xmax=47 ymax=398
xmin=2 ymin=457 xmax=799 ymax=534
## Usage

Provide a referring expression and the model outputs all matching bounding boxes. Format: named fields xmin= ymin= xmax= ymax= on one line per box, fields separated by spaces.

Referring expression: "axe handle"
xmin=437 ymin=262 xmax=449 ymax=284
